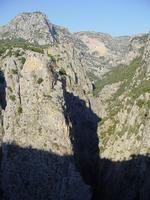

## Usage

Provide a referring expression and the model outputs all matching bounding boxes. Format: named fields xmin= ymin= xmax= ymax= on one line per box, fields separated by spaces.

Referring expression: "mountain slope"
xmin=75 ymin=31 xmax=148 ymax=78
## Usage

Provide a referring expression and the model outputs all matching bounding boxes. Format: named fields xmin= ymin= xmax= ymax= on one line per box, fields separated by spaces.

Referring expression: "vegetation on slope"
xmin=0 ymin=38 xmax=49 ymax=56
xmin=97 ymin=55 xmax=150 ymax=153
xmin=93 ymin=56 xmax=142 ymax=96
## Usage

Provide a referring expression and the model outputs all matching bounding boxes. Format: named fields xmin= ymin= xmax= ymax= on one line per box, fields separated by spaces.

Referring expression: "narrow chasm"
xmin=62 ymin=78 xmax=101 ymax=200
xmin=0 ymin=70 xmax=6 ymax=200
xmin=62 ymin=77 xmax=150 ymax=200
xmin=0 ymin=70 xmax=7 ymax=110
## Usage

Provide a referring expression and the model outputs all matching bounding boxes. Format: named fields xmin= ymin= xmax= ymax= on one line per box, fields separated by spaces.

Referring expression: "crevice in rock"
xmin=0 ymin=70 xmax=6 ymax=199
xmin=48 ymin=60 xmax=59 ymax=89
xmin=0 ymin=113 xmax=4 ymax=200
xmin=18 ymin=81 xmax=22 ymax=106
xmin=0 ymin=70 xmax=7 ymax=110
xmin=62 ymin=78 xmax=101 ymax=199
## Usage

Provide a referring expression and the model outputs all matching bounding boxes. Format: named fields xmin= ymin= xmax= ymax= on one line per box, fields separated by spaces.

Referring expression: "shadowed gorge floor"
xmin=1 ymin=91 xmax=150 ymax=200
xmin=62 ymin=80 xmax=101 ymax=199
xmin=1 ymin=145 xmax=150 ymax=199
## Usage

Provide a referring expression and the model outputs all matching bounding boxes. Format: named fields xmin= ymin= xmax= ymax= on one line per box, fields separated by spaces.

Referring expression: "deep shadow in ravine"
xmin=0 ymin=70 xmax=7 ymax=110
xmin=61 ymin=79 xmax=150 ymax=200
xmin=1 ymin=145 xmax=150 ymax=200
xmin=62 ymin=79 xmax=101 ymax=199
xmin=1 ymin=80 xmax=150 ymax=200
xmin=98 ymin=154 xmax=150 ymax=200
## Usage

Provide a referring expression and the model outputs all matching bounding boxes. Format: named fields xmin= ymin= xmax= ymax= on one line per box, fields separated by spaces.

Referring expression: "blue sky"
xmin=0 ymin=0 xmax=150 ymax=36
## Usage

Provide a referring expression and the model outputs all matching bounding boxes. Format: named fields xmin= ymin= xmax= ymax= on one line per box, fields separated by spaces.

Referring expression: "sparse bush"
xmin=48 ymin=54 xmax=56 ymax=62
xmin=28 ymin=46 xmax=44 ymax=54
xmin=11 ymin=69 xmax=18 ymax=75
xmin=0 ymin=38 xmax=47 ymax=56
xmin=9 ymin=95 xmax=16 ymax=101
xmin=14 ymin=50 xmax=20 ymax=57
xmin=48 ymin=53 xmax=52 ymax=58
xmin=17 ymin=107 xmax=23 ymax=115
xmin=59 ymin=68 xmax=66 ymax=76
xmin=5 ymin=49 xmax=12 ymax=57
xmin=37 ymin=78 xmax=43 ymax=84
xmin=7 ymin=86 xmax=13 ymax=92
xmin=43 ymin=94 xmax=52 ymax=99
xmin=0 ymin=48 xmax=6 ymax=56
xmin=21 ymin=57 xmax=26 ymax=65
xmin=136 ymin=99 xmax=145 ymax=108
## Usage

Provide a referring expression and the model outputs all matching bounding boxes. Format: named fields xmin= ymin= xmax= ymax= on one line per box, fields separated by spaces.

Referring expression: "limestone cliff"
xmin=0 ymin=12 xmax=94 ymax=200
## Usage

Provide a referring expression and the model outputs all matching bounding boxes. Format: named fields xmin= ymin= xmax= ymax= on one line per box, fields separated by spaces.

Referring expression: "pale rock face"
xmin=0 ymin=50 xmax=92 ymax=200
xmin=77 ymin=34 xmax=109 ymax=56
xmin=0 ymin=12 xmax=58 ymax=45
xmin=3 ymin=53 xmax=67 ymax=151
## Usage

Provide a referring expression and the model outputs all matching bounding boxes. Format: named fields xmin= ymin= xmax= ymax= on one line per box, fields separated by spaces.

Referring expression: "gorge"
xmin=0 ymin=12 xmax=150 ymax=200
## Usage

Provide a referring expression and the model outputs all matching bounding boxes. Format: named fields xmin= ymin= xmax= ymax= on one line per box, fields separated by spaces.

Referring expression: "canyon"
xmin=0 ymin=12 xmax=150 ymax=200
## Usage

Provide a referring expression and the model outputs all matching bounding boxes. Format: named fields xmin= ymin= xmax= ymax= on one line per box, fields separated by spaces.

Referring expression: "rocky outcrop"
xmin=0 ymin=12 xmax=76 ymax=46
xmin=0 ymin=13 xmax=97 ymax=197
xmin=0 ymin=49 xmax=94 ymax=199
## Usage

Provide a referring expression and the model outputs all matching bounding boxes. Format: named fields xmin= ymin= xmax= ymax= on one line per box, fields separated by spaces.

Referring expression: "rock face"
xmin=0 ymin=11 xmax=150 ymax=200
xmin=0 ymin=50 xmax=94 ymax=200
xmin=0 ymin=13 xmax=94 ymax=200
xmin=0 ymin=12 xmax=75 ymax=46
xmin=75 ymin=32 xmax=147 ymax=79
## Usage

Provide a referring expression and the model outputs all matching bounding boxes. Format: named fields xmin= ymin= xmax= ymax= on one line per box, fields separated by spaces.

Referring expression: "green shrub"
xmin=37 ymin=78 xmax=44 ymax=84
xmin=59 ymin=68 xmax=66 ymax=76
xmin=0 ymin=38 xmax=46 ymax=56
xmin=14 ymin=50 xmax=20 ymax=57
xmin=28 ymin=46 xmax=44 ymax=54
xmin=17 ymin=107 xmax=23 ymax=115
xmin=53 ymin=142 xmax=60 ymax=150
xmin=7 ymin=86 xmax=13 ymax=92
xmin=11 ymin=69 xmax=18 ymax=74
xmin=5 ymin=49 xmax=12 ymax=57
xmin=136 ymin=99 xmax=145 ymax=108
xmin=9 ymin=95 xmax=16 ymax=101
xmin=43 ymin=94 xmax=52 ymax=99
xmin=21 ymin=57 xmax=26 ymax=65
xmin=0 ymin=48 xmax=6 ymax=56
xmin=48 ymin=53 xmax=52 ymax=58
xmin=48 ymin=54 xmax=56 ymax=62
